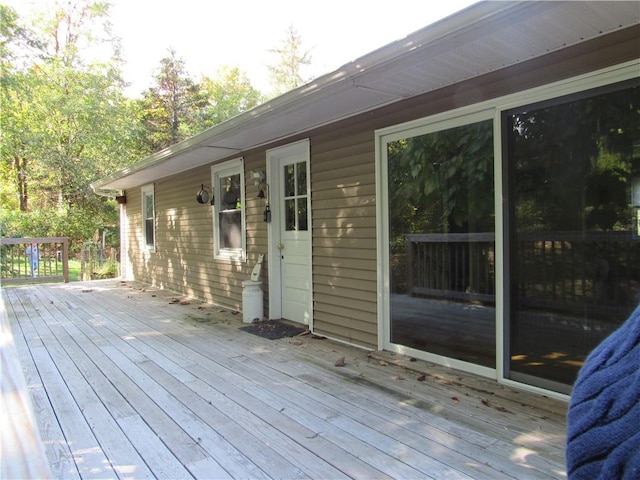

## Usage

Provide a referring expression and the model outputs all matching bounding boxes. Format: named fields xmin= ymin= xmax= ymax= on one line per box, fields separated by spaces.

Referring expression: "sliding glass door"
xmin=386 ymin=116 xmax=496 ymax=368
xmin=380 ymin=73 xmax=638 ymax=394
xmin=505 ymin=81 xmax=640 ymax=392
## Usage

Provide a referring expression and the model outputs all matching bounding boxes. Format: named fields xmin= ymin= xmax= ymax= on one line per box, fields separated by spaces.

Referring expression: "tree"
xmin=509 ymin=86 xmax=640 ymax=232
xmin=137 ymin=49 xmax=206 ymax=153
xmin=267 ymin=25 xmax=312 ymax=96
xmin=197 ymin=66 xmax=263 ymax=131
xmin=37 ymin=0 xmax=121 ymax=68
xmin=0 ymin=1 xmax=140 ymax=247
xmin=388 ymin=120 xmax=495 ymax=242
xmin=0 ymin=4 xmax=44 ymax=65
xmin=0 ymin=5 xmax=43 ymax=213
xmin=138 ymin=57 xmax=264 ymax=152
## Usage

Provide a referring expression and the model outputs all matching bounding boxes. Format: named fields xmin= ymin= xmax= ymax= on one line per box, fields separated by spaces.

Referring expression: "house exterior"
xmin=93 ymin=1 xmax=640 ymax=398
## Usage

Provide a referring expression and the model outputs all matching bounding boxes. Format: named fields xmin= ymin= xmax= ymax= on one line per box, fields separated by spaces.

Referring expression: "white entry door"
xmin=268 ymin=141 xmax=312 ymax=325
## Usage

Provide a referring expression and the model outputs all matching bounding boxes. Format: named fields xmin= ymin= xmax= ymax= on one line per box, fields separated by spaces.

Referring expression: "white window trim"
xmin=212 ymin=158 xmax=246 ymax=262
xmin=141 ymin=184 xmax=155 ymax=253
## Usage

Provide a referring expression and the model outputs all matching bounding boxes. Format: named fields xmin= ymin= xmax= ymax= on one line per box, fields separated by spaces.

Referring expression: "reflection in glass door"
xmin=505 ymin=81 xmax=640 ymax=392
xmin=387 ymin=118 xmax=496 ymax=368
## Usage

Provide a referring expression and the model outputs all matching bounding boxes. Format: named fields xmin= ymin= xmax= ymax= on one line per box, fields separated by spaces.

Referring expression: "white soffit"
xmin=352 ymin=1 xmax=639 ymax=97
xmin=93 ymin=1 xmax=639 ymax=192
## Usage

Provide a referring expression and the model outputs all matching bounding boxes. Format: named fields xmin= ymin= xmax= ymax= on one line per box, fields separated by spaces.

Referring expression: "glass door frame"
xmin=376 ymin=108 xmax=499 ymax=381
xmin=375 ymin=60 xmax=638 ymax=399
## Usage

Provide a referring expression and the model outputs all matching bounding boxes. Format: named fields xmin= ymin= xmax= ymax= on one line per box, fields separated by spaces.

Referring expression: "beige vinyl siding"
xmin=124 ymin=156 xmax=269 ymax=314
xmin=310 ymin=130 xmax=378 ymax=347
xmin=305 ymin=27 xmax=639 ymax=349
xmin=153 ymin=167 xmax=231 ymax=305
xmin=243 ymin=151 xmax=270 ymax=313
xmin=124 ymin=187 xmax=143 ymax=281
xmin=118 ymin=26 xmax=637 ymax=347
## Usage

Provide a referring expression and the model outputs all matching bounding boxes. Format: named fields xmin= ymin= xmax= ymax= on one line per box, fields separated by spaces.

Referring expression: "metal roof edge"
xmin=92 ymin=1 xmax=516 ymax=191
xmin=93 ymin=1 xmax=637 ymax=191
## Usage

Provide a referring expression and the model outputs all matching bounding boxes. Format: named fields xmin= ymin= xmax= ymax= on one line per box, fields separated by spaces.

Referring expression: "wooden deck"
xmin=2 ymin=280 xmax=567 ymax=479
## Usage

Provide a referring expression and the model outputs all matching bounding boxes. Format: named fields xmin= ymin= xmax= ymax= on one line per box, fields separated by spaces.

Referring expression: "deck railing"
xmin=406 ymin=231 xmax=639 ymax=315
xmin=406 ymin=233 xmax=496 ymax=304
xmin=0 ymin=237 xmax=69 ymax=285
xmin=515 ymin=231 xmax=639 ymax=316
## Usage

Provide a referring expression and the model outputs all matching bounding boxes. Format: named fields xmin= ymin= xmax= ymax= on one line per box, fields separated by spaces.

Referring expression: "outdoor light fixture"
xmin=196 ymin=184 xmax=214 ymax=205
xmin=256 ymin=182 xmax=271 ymax=223
xmin=257 ymin=182 xmax=268 ymax=200
xmin=250 ymin=169 xmax=265 ymax=186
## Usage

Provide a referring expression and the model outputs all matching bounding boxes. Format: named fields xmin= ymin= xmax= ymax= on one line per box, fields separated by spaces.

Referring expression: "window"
xmin=212 ymin=158 xmax=245 ymax=261
xmin=141 ymin=184 xmax=155 ymax=251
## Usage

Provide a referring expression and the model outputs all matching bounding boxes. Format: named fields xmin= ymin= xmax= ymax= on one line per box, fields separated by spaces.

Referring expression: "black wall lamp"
xmin=250 ymin=170 xmax=269 ymax=201
xmin=256 ymin=182 xmax=271 ymax=222
xmin=251 ymin=169 xmax=271 ymax=223
xmin=257 ymin=183 xmax=268 ymax=199
xmin=196 ymin=184 xmax=214 ymax=205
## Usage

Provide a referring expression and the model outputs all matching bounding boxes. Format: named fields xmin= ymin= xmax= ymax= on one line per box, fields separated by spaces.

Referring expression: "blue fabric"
xmin=566 ymin=306 xmax=640 ymax=479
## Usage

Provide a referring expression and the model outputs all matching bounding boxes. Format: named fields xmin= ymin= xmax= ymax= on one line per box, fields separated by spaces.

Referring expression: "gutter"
xmin=90 ymin=183 xmax=123 ymax=198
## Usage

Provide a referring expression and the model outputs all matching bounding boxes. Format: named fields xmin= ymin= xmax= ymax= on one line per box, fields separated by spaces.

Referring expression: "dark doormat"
xmin=239 ymin=320 xmax=307 ymax=340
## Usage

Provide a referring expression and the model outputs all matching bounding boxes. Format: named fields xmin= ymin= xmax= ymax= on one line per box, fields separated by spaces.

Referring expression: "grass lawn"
xmin=68 ymin=259 xmax=82 ymax=281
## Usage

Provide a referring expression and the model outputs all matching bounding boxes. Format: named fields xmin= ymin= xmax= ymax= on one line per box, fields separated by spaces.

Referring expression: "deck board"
xmin=29 ymin=297 xmax=158 ymax=480
xmin=2 ymin=280 xmax=568 ymax=479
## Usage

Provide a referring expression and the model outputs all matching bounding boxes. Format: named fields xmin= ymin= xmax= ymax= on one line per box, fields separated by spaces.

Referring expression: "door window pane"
xmin=388 ymin=119 xmax=495 ymax=367
xmin=283 ymin=161 xmax=308 ymax=231
xmin=285 ymin=199 xmax=296 ymax=231
xmin=298 ymin=200 xmax=308 ymax=231
xmin=284 ymin=164 xmax=296 ymax=197
xmin=506 ymin=82 xmax=640 ymax=390
xmin=297 ymin=161 xmax=307 ymax=196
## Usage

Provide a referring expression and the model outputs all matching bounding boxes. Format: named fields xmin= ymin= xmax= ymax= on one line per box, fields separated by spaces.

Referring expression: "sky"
xmin=8 ymin=0 xmax=479 ymax=97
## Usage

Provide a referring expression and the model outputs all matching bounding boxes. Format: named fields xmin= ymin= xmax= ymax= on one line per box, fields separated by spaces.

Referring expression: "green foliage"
xmin=137 ymin=53 xmax=263 ymax=154
xmin=0 ymin=204 xmax=117 ymax=253
xmin=197 ymin=66 xmax=263 ymax=130
xmin=388 ymin=120 xmax=494 ymax=247
xmin=510 ymin=85 xmax=640 ymax=232
xmin=267 ymin=25 xmax=312 ymax=96
xmin=0 ymin=4 xmax=43 ymax=63
xmin=0 ymin=1 xmax=138 ymax=250
xmin=137 ymin=49 xmax=205 ymax=153
xmin=94 ymin=258 xmax=118 ymax=278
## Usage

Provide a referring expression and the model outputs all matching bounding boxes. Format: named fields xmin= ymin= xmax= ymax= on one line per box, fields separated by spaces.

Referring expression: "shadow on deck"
xmin=2 ymin=280 xmax=567 ymax=479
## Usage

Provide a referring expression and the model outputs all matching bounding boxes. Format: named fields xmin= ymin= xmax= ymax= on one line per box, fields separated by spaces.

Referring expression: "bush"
xmin=94 ymin=259 xmax=119 ymax=279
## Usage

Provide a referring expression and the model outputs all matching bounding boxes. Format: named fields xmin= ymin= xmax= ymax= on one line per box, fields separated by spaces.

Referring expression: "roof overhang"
xmin=92 ymin=1 xmax=640 ymax=193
